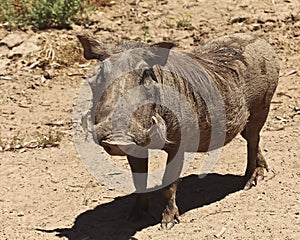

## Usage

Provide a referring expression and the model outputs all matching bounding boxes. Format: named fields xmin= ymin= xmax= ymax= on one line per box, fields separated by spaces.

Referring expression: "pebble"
xmin=17 ymin=212 xmax=24 ymax=217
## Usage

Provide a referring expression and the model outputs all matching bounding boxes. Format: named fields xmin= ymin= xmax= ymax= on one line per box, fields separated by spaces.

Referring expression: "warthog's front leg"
xmin=161 ymin=150 xmax=183 ymax=229
xmin=161 ymin=180 xmax=180 ymax=229
xmin=127 ymin=154 xmax=149 ymax=220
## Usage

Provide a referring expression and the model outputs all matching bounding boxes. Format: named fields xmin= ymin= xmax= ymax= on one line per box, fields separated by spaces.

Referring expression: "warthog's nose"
xmin=100 ymin=140 xmax=136 ymax=156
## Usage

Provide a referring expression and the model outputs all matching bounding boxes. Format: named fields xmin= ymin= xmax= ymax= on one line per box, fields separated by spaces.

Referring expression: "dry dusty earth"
xmin=0 ymin=0 xmax=299 ymax=239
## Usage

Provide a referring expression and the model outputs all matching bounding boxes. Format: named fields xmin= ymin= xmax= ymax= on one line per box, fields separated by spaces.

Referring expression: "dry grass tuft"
xmin=37 ymin=36 xmax=87 ymax=68
xmin=0 ymin=129 xmax=63 ymax=152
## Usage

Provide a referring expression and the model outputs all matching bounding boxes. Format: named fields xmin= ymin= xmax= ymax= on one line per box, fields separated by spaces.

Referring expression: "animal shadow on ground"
xmin=39 ymin=173 xmax=246 ymax=240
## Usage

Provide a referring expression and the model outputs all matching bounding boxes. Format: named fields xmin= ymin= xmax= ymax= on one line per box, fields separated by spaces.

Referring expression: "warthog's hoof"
xmin=161 ymin=207 xmax=180 ymax=230
xmin=244 ymin=166 xmax=267 ymax=190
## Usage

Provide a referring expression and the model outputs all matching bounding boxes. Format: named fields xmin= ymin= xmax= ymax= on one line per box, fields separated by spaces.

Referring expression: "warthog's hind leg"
xmin=241 ymin=110 xmax=269 ymax=190
xmin=244 ymin=145 xmax=269 ymax=190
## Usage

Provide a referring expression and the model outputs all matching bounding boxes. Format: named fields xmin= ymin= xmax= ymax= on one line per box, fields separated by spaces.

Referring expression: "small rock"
xmin=275 ymin=116 xmax=288 ymax=122
xmin=230 ymin=16 xmax=249 ymax=24
xmin=251 ymin=24 xmax=261 ymax=31
xmin=0 ymin=58 xmax=10 ymax=75
xmin=43 ymin=70 xmax=53 ymax=79
xmin=17 ymin=212 xmax=24 ymax=217
xmin=0 ymin=76 xmax=12 ymax=81
xmin=293 ymin=31 xmax=300 ymax=37
xmin=70 ymin=24 xmax=82 ymax=32
xmin=214 ymin=227 xmax=226 ymax=238
xmin=257 ymin=18 xmax=266 ymax=24
xmin=285 ymin=69 xmax=297 ymax=76
xmin=4 ymin=145 xmax=11 ymax=151
xmin=28 ymin=60 xmax=41 ymax=69
xmin=257 ymin=17 xmax=276 ymax=24
xmin=107 ymin=1 xmax=116 ymax=6
xmin=0 ymin=45 xmax=10 ymax=57
xmin=8 ymin=36 xmax=40 ymax=58
xmin=19 ymin=148 xmax=27 ymax=153
xmin=0 ymin=32 xmax=27 ymax=49
xmin=130 ymin=1 xmax=139 ymax=5
xmin=291 ymin=13 xmax=300 ymax=22
xmin=15 ymin=144 xmax=22 ymax=149
xmin=0 ymin=28 xmax=8 ymax=40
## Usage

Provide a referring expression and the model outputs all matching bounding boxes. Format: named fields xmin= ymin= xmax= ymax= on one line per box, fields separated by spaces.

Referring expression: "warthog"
xmin=77 ymin=33 xmax=279 ymax=229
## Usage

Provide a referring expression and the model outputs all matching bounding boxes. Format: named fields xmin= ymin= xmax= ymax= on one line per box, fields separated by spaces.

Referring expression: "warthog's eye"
xmin=141 ymin=69 xmax=157 ymax=91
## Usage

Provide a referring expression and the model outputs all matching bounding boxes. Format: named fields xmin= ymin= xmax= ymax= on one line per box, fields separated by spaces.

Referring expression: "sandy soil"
xmin=0 ymin=0 xmax=299 ymax=239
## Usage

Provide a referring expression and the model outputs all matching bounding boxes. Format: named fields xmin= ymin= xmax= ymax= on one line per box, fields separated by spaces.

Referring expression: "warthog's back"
xmin=199 ymin=33 xmax=280 ymax=111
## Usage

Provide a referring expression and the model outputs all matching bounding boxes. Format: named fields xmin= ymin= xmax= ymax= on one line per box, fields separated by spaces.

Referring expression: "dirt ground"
xmin=0 ymin=0 xmax=299 ymax=239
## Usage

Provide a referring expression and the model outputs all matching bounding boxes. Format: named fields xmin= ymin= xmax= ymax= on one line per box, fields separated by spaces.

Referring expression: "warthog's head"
xmin=77 ymin=34 xmax=175 ymax=156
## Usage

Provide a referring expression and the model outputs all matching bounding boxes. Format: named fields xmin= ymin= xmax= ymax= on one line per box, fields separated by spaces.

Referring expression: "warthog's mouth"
xmin=100 ymin=139 xmax=137 ymax=156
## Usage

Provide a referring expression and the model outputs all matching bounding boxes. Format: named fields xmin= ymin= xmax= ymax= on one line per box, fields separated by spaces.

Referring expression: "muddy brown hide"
xmin=77 ymin=33 xmax=279 ymax=229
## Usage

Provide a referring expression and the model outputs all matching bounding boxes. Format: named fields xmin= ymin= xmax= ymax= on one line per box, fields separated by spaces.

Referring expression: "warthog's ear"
xmin=77 ymin=33 xmax=112 ymax=61
xmin=150 ymin=42 xmax=175 ymax=50
xmin=145 ymin=42 xmax=175 ymax=67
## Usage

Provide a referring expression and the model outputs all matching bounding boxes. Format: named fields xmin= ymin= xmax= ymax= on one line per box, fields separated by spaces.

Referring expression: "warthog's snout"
xmin=100 ymin=139 xmax=137 ymax=156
